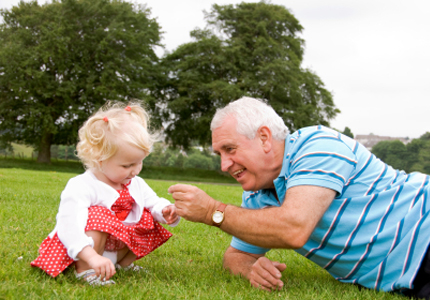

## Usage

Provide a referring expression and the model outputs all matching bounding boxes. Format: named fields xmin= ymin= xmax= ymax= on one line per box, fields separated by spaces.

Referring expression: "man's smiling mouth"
xmin=233 ymin=168 xmax=245 ymax=176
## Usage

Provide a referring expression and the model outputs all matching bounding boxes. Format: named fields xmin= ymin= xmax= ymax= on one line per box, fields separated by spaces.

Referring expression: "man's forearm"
xmin=220 ymin=204 xmax=302 ymax=249
xmin=223 ymin=246 xmax=259 ymax=280
xmin=218 ymin=185 xmax=337 ymax=249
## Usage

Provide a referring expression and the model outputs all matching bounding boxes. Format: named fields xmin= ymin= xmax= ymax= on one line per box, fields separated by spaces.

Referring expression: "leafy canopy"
xmin=371 ymin=133 xmax=430 ymax=173
xmin=159 ymin=1 xmax=339 ymax=148
xmin=0 ymin=0 xmax=163 ymax=162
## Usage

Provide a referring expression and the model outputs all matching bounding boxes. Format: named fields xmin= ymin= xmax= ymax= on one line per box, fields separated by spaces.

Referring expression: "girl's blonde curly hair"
xmin=76 ymin=100 xmax=158 ymax=170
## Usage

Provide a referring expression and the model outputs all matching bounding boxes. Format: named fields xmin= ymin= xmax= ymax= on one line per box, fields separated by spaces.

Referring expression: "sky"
xmin=2 ymin=0 xmax=430 ymax=139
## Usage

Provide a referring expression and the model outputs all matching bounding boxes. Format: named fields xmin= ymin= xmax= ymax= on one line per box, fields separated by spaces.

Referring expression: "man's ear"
xmin=257 ymin=126 xmax=272 ymax=153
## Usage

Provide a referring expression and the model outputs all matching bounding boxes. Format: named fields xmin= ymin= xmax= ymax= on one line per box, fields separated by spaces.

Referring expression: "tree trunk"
xmin=37 ymin=132 xmax=53 ymax=163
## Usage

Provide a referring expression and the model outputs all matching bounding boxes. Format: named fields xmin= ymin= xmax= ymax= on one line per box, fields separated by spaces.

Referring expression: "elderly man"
xmin=168 ymin=97 xmax=430 ymax=298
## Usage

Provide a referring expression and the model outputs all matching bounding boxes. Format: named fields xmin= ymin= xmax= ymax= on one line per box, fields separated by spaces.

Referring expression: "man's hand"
xmin=249 ymin=257 xmax=286 ymax=291
xmin=168 ymin=184 xmax=219 ymax=225
xmin=223 ymin=246 xmax=286 ymax=292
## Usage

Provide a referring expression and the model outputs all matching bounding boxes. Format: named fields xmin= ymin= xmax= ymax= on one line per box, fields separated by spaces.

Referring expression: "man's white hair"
xmin=210 ymin=97 xmax=289 ymax=140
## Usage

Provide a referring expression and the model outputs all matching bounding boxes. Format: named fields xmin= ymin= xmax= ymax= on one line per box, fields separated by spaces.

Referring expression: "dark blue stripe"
xmin=325 ymin=194 xmax=379 ymax=271
xmin=421 ymin=177 xmax=429 ymax=214
xmin=379 ymin=179 xmax=428 ymax=290
xmin=293 ymin=170 xmax=346 ymax=184
xmin=306 ymin=198 xmax=352 ymax=260
xmin=289 ymin=130 xmax=339 ymax=162
xmin=342 ymin=155 xmax=373 ymax=194
xmin=367 ymin=165 xmax=388 ymax=195
xmin=394 ymin=219 xmax=405 ymax=249
xmin=399 ymin=212 xmax=428 ymax=285
xmin=409 ymin=176 xmax=428 ymax=210
xmin=294 ymin=152 xmax=357 ymax=167
xmin=375 ymin=220 xmax=404 ymax=290
xmin=350 ymin=155 xmax=374 ymax=182
xmin=344 ymin=186 xmax=403 ymax=280
xmin=353 ymin=141 xmax=359 ymax=154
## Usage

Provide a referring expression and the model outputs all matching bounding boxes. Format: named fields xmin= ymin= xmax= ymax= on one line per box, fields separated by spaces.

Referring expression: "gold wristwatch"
xmin=212 ymin=203 xmax=227 ymax=227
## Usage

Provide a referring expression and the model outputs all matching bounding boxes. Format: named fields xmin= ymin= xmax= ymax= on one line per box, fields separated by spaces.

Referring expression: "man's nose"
xmin=221 ymin=156 xmax=233 ymax=172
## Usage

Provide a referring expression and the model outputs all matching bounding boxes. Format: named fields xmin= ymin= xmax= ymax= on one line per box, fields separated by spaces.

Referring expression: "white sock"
xmin=102 ymin=250 xmax=118 ymax=265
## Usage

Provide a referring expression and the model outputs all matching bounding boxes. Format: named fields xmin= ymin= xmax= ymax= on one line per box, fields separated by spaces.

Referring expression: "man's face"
xmin=212 ymin=116 xmax=273 ymax=191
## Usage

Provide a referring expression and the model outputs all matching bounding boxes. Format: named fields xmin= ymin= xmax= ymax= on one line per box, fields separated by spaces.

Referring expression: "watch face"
xmin=213 ymin=211 xmax=224 ymax=223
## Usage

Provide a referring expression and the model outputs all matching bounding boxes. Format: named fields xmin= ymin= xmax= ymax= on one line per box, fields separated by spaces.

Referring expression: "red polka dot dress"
xmin=31 ymin=182 xmax=173 ymax=277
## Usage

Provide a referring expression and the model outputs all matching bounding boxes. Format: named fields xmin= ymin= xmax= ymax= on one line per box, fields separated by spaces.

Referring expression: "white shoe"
xmin=74 ymin=269 xmax=115 ymax=286
xmin=115 ymin=263 xmax=145 ymax=272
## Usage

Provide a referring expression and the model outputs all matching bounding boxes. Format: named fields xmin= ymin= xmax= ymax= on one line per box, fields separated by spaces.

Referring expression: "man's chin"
xmin=239 ymin=182 xmax=258 ymax=192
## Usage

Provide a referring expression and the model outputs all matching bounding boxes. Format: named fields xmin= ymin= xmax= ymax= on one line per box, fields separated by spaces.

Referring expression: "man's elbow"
xmin=279 ymin=230 xmax=310 ymax=249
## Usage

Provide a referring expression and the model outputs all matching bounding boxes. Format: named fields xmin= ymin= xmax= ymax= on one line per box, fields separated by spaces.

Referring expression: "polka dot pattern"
xmin=30 ymin=233 xmax=74 ymax=277
xmin=31 ymin=188 xmax=172 ymax=277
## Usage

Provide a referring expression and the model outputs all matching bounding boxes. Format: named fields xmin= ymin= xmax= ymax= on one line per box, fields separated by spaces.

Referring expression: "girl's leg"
xmin=116 ymin=247 xmax=137 ymax=268
xmin=75 ymin=230 xmax=109 ymax=273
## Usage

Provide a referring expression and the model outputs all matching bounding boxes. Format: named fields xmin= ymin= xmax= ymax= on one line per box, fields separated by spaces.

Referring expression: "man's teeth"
xmin=233 ymin=169 xmax=245 ymax=176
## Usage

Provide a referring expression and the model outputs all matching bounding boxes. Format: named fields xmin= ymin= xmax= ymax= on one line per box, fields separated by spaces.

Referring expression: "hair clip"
xmin=103 ymin=117 xmax=108 ymax=122
xmin=125 ymin=106 xmax=131 ymax=111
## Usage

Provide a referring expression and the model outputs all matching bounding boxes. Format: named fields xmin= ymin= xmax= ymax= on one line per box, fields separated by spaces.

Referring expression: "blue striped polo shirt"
xmin=231 ymin=125 xmax=430 ymax=292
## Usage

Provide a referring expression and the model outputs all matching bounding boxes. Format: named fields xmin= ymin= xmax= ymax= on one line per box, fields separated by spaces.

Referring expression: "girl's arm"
xmin=56 ymin=175 xmax=95 ymax=260
xmin=137 ymin=178 xmax=180 ymax=226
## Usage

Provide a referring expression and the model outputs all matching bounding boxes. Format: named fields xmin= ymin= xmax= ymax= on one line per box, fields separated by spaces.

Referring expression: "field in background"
xmin=0 ymin=165 xmax=404 ymax=299
xmin=0 ymin=158 xmax=237 ymax=184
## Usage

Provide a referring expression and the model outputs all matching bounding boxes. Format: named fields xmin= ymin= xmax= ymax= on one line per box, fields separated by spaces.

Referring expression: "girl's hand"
xmin=87 ymin=254 xmax=116 ymax=280
xmin=77 ymin=246 xmax=116 ymax=280
xmin=162 ymin=205 xmax=179 ymax=225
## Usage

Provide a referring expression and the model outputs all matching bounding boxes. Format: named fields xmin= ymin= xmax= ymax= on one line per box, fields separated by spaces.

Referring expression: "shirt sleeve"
xmin=286 ymin=133 xmax=357 ymax=195
xmin=56 ymin=176 xmax=95 ymax=260
xmin=231 ymin=236 xmax=271 ymax=255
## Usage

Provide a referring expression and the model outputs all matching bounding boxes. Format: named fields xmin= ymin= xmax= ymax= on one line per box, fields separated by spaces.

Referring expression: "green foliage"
xmin=159 ymin=2 xmax=338 ymax=148
xmin=371 ymin=133 xmax=430 ymax=173
xmin=0 ymin=0 xmax=163 ymax=163
xmin=143 ymin=143 xmax=222 ymax=171
xmin=372 ymin=140 xmax=408 ymax=171
xmin=342 ymin=127 xmax=354 ymax=138
xmin=51 ymin=145 xmax=79 ymax=161
xmin=184 ymin=152 xmax=214 ymax=170
xmin=0 ymin=167 xmax=404 ymax=299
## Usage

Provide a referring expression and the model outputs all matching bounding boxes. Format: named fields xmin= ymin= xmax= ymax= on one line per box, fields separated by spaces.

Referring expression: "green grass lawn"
xmin=0 ymin=166 xmax=406 ymax=299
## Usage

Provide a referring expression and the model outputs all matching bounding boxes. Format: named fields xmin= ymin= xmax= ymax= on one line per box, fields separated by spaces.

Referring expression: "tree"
xmin=0 ymin=0 xmax=163 ymax=163
xmin=159 ymin=2 xmax=338 ymax=148
xmin=372 ymin=140 xmax=408 ymax=171
xmin=410 ymin=140 xmax=430 ymax=174
xmin=342 ymin=127 xmax=354 ymax=138
xmin=184 ymin=152 xmax=214 ymax=170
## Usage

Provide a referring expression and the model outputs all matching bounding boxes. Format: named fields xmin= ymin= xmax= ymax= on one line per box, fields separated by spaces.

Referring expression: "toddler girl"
xmin=31 ymin=101 xmax=179 ymax=285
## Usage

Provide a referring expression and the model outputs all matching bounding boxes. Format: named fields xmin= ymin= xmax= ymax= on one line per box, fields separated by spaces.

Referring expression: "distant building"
xmin=354 ymin=134 xmax=410 ymax=150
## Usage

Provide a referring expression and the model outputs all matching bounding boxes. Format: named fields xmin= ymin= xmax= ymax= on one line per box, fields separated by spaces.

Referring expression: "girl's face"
xmin=94 ymin=142 xmax=146 ymax=190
